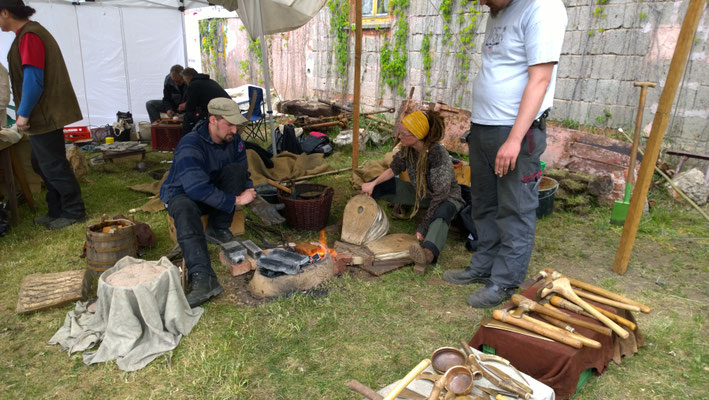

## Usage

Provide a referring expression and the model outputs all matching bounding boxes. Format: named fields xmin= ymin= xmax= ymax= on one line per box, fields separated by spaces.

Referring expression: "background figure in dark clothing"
xmin=145 ymin=64 xmax=186 ymax=123
xmin=1 ymin=0 xmax=87 ymax=230
xmin=180 ymin=67 xmax=230 ymax=135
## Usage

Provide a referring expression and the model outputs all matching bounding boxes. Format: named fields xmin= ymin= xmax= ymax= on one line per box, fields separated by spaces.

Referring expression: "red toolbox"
xmin=63 ymin=126 xmax=91 ymax=142
xmin=151 ymin=122 xmax=182 ymax=151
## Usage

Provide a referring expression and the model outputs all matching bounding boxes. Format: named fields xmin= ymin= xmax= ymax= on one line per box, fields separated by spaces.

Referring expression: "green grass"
xmin=0 ymin=143 xmax=708 ymax=399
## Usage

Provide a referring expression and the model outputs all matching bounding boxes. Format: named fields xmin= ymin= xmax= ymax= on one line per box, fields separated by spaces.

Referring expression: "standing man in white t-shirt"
xmin=443 ymin=0 xmax=567 ymax=308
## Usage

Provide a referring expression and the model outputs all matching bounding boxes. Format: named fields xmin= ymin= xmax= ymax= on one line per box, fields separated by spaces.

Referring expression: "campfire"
xmin=295 ymin=230 xmax=337 ymax=263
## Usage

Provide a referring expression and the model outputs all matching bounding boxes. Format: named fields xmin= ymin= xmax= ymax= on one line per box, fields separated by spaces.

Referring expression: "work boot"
xmin=48 ymin=215 xmax=87 ymax=230
xmin=409 ymin=243 xmax=434 ymax=275
xmin=442 ymin=267 xmax=491 ymax=286
xmin=186 ymin=273 xmax=224 ymax=308
xmin=466 ymin=283 xmax=514 ymax=308
xmin=204 ymin=227 xmax=234 ymax=245
xmin=34 ymin=214 xmax=57 ymax=227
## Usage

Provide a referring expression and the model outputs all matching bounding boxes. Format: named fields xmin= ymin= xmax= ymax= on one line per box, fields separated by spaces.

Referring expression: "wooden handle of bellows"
xmin=384 ymin=359 xmax=432 ymax=400
xmin=543 ymin=280 xmax=630 ymax=339
xmin=348 ymin=380 xmax=384 ymax=400
xmin=492 ymin=309 xmax=582 ymax=348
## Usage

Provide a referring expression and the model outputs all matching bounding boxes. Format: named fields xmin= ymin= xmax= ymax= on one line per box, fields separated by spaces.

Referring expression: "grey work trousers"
xmin=373 ymin=177 xmax=463 ymax=262
xmin=466 ymin=123 xmax=546 ymax=288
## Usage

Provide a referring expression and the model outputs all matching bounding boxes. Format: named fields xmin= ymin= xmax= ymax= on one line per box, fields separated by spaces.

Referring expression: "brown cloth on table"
xmin=469 ymin=281 xmax=645 ymax=399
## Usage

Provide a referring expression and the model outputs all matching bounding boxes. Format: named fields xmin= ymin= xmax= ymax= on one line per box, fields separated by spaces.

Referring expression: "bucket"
xmin=278 ymin=183 xmax=334 ymax=231
xmin=86 ymin=217 xmax=138 ymax=273
xmin=138 ymin=121 xmax=152 ymax=141
xmin=536 ymin=176 xmax=559 ymax=219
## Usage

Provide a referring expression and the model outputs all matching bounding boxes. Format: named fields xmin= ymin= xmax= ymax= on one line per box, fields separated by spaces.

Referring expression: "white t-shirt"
xmin=471 ymin=0 xmax=567 ymax=125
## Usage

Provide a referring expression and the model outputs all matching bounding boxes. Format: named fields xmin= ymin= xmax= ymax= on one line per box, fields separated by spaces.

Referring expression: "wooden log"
xmin=16 ymin=270 xmax=87 ymax=314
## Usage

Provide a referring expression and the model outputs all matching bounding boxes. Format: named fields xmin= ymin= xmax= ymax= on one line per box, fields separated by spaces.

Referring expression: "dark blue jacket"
xmin=160 ymin=120 xmax=253 ymax=213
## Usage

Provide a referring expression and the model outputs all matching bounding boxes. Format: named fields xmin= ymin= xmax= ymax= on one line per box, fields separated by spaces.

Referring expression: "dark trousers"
xmin=466 ymin=123 xmax=546 ymax=288
xmin=372 ymin=177 xmax=463 ymax=262
xmin=167 ymin=164 xmax=249 ymax=278
xmin=29 ymin=129 xmax=86 ymax=219
xmin=146 ymin=99 xmax=167 ymax=123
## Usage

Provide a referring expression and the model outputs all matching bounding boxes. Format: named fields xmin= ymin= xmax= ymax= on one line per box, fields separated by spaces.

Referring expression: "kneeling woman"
xmin=361 ymin=109 xmax=464 ymax=270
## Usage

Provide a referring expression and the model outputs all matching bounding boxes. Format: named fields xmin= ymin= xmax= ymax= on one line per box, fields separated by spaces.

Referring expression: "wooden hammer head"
xmin=539 ymin=277 xmax=573 ymax=298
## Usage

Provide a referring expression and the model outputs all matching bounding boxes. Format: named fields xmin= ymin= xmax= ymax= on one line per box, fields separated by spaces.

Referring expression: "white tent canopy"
xmin=0 ymin=0 xmax=324 ymax=129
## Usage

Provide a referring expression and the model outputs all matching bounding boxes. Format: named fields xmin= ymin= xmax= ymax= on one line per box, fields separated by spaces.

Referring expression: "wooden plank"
xmin=366 ymin=233 xmax=417 ymax=258
xmin=358 ymin=259 xmax=411 ymax=276
xmin=16 ymin=270 xmax=87 ymax=314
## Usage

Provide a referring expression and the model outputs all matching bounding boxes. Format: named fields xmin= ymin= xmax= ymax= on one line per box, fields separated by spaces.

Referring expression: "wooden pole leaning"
xmin=351 ymin=0 xmax=362 ymax=170
xmin=614 ymin=0 xmax=706 ymax=275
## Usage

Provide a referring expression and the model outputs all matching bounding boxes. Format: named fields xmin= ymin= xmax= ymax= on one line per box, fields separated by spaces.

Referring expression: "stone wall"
xmin=226 ymin=0 xmax=709 ymax=155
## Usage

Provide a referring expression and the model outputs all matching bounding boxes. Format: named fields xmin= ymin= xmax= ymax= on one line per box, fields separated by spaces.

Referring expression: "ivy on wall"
xmin=455 ymin=0 xmax=481 ymax=83
xmin=380 ymin=0 xmax=410 ymax=96
xmin=239 ymin=30 xmax=264 ymax=85
xmin=422 ymin=32 xmax=432 ymax=84
xmin=327 ymin=0 xmax=351 ymax=77
xmin=198 ymin=18 xmax=228 ymax=86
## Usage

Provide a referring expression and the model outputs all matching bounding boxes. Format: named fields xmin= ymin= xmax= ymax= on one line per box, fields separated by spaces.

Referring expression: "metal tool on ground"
xmin=513 ymin=294 xmax=612 ymax=336
xmin=220 ymin=241 xmax=247 ymax=264
xmin=540 ymin=278 xmax=630 ymax=338
xmin=241 ymin=240 xmax=263 ymax=259
xmin=540 ymin=268 xmax=651 ymax=313
xmin=611 ymin=81 xmax=656 ymax=225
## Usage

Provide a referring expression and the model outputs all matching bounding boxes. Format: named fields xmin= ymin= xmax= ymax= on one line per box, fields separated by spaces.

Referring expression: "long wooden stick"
xmin=292 ymin=167 xmax=353 ymax=182
xmin=614 ymin=0 xmax=706 ymax=275
xmin=383 ymin=359 xmax=432 ymax=400
xmin=574 ymin=289 xmax=641 ymax=312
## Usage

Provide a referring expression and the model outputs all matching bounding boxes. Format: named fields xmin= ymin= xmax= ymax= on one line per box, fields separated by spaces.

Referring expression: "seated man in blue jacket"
xmin=160 ymin=98 xmax=282 ymax=307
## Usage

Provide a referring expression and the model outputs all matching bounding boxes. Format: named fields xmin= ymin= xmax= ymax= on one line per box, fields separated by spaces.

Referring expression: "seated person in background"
xmin=145 ymin=64 xmax=186 ymax=123
xmin=361 ymin=109 xmax=464 ymax=272
xmin=180 ymin=67 xmax=230 ymax=136
xmin=160 ymin=98 xmax=283 ymax=307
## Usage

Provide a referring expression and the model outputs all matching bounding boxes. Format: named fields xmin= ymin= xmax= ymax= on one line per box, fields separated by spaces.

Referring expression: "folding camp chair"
xmin=239 ymin=86 xmax=267 ymax=142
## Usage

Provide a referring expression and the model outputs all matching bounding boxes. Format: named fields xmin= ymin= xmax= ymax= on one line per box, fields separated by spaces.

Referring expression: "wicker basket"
xmin=277 ymin=183 xmax=334 ymax=231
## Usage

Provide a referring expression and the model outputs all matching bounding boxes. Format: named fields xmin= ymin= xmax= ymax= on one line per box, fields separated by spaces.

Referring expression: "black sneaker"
xmin=204 ymin=227 xmax=234 ymax=244
xmin=34 ymin=214 xmax=58 ymax=227
xmin=442 ymin=268 xmax=491 ymax=285
xmin=466 ymin=283 xmax=514 ymax=308
xmin=186 ymin=273 xmax=224 ymax=308
xmin=48 ymin=215 xmax=87 ymax=230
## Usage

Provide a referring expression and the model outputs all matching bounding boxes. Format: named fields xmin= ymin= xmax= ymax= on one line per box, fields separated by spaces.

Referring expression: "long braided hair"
xmin=402 ymin=109 xmax=445 ymax=218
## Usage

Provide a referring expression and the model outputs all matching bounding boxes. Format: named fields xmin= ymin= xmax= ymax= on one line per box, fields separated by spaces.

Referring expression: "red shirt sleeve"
xmin=19 ymin=33 xmax=45 ymax=69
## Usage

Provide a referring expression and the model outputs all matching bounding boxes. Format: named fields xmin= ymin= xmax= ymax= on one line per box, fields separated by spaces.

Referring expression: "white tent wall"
xmin=0 ymin=1 xmax=189 ymax=127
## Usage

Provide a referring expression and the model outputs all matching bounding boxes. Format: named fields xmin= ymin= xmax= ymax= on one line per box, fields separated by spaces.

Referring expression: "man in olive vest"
xmin=0 ymin=0 xmax=87 ymax=230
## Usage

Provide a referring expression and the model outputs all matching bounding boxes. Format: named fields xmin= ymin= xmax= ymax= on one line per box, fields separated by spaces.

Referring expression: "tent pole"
xmin=255 ymin=0 xmax=278 ymax=156
xmin=180 ymin=8 xmax=189 ymax=66
xmin=612 ymin=0 xmax=705 ymax=275
xmin=351 ymin=0 xmax=362 ymax=169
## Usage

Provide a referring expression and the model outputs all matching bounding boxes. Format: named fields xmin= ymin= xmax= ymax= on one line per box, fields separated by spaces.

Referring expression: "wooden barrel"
xmin=86 ymin=218 xmax=138 ymax=272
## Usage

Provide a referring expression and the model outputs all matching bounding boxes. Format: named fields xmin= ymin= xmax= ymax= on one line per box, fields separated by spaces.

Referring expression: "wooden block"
xmin=16 ymin=270 xmax=87 ymax=314
xmin=365 ymin=233 xmax=417 ymax=259
xmin=358 ymin=258 xmax=411 ymax=276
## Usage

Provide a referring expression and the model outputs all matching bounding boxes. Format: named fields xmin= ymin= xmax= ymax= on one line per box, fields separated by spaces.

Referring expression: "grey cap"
xmin=207 ymin=98 xmax=247 ymax=126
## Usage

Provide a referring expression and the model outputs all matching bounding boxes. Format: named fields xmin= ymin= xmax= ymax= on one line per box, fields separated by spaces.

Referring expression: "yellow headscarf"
xmin=402 ymin=110 xmax=429 ymax=140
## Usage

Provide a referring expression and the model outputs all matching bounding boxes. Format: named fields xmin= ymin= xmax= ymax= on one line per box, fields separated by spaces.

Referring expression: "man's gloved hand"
xmin=248 ymin=195 xmax=285 ymax=226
